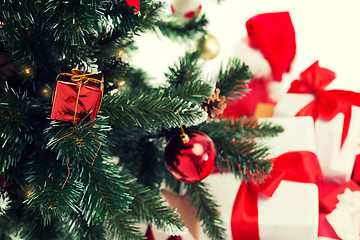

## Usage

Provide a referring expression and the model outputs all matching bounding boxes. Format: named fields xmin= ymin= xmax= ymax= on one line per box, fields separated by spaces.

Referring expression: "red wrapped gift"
xmin=319 ymin=180 xmax=360 ymax=213
xmin=231 ymin=151 xmax=323 ymax=240
xmin=50 ymin=69 xmax=104 ymax=124
xmin=318 ymin=213 xmax=340 ymax=239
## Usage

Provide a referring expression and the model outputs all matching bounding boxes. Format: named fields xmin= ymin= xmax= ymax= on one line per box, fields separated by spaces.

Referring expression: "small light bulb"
xmin=24 ymin=68 xmax=31 ymax=74
xmin=116 ymin=50 xmax=127 ymax=60
xmin=117 ymin=80 xmax=126 ymax=87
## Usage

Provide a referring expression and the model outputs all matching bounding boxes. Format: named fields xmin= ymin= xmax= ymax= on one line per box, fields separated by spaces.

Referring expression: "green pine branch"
xmin=62 ymin=213 xmax=108 ymax=240
xmin=25 ymin=164 xmax=83 ymax=226
xmin=185 ymin=182 xmax=227 ymax=240
xmin=200 ymin=117 xmax=284 ymax=139
xmin=198 ymin=118 xmax=284 ymax=182
xmin=165 ymin=52 xmax=202 ymax=87
xmin=163 ymin=51 xmax=213 ymax=104
xmin=215 ymin=58 xmax=253 ymax=103
xmin=101 ymin=89 xmax=208 ymax=130
xmin=0 ymin=83 xmax=41 ymax=172
xmin=107 ymin=215 xmax=145 ymax=240
xmin=154 ymin=14 xmax=208 ymax=41
xmin=163 ymin=81 xmax=213 ymax=105
xmin=123 ymin=174 xmax=185 ymax=235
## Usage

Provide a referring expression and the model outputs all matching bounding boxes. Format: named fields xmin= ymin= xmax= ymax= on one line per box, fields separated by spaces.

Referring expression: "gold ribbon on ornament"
xmin=55 ymin=69 xmax=104 ymax=124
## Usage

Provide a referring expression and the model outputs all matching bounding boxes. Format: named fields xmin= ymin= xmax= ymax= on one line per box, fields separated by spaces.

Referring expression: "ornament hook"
xmin=176 ymin=110 xmax=190 ymax=144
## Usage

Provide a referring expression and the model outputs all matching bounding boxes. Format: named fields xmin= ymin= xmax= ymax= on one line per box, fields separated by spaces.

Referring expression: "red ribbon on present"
xmin=352 ymin=154 xmax=360 ymax=184
xmin=231 ymin=151 xmax=323 ymax=240
xmin=319 ymin=179 xmax=360 ymax=213
xmin=126 ymin=0 xmax=140 ymax=13
xmin=288 ymin=61 xmax=360 ymax=147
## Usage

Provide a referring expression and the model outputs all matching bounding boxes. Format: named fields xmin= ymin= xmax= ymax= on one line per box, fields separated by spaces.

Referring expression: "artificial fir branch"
xmin=185 ymin=182 xmax=227 ymax=240
xmin=163 ymin=81 xmax=213 ymax=105
xmin=165 ymin=52 xmax=202 ymax=87
xmin=107 ymin=214 xmax=145 ymax=240
xmin=98 ymin=1 xmax=163 ymax=43
xmin=123 ymin=174 xmax=185 ymax=235
xmin=101 ymin=90 xmax=208 ymax=129
xmin=63 ymin=213 xmax=108 ymax=240
xmin=215 ymin=58 xmax=253 ymax=103
xmin=25 ymin=155 xmax=83 ymax=226
xmin=198 ymin=117 xmax=284 ymax=181
xmin=0 ymin=83 xmax=41 ymax=172
xmin=200 ymin=117 xmax=284 ymax=139
xmin=154 ymin=14 xmax=208 ymax=40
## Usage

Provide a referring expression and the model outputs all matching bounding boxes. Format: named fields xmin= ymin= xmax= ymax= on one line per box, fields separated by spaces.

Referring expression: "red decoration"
xmin=231 ymin=151 xmax=323 ymax=240
xmin=246 ymin=11 xmax=296 ymax=82
xmin=318 ymin=213 xmax=341 ymax=239
xmin=319 ymin=180 xmax=360 ymax=213
xmin=170 ymin=0 xmax=202 ymax=20
xmin=50 ymin=69 xmax=104 ymax=124
xmin=221 ymin=11 xmax=296 ymax=117
xmin=288 ymin=61 xmax=360 ymax=147
xmin=145 ymin=226 xmax=155 ymax=240
xmin=164 ymin=130 xmax=216 ymax=183
xmin=167 ymin=236 xmax=182 ymax=240
xmin=221 ymin=80 xmax=274 ymax=117
xmin=317 ymin=180 xmax=360 ymax=239
xmin=0 ymin=23 xmax=3 ymax=28
xmin=352 ymin=154 xmax=360 ymax=184
xmin=125 ymin=0 xmax=140 ymax=13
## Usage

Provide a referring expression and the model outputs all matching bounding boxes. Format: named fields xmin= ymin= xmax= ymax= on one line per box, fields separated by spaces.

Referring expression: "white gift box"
xmin=274 ymin=93 xmax=360 ymax=183
xmin=202 ymin=117 xmax=319 ymax=240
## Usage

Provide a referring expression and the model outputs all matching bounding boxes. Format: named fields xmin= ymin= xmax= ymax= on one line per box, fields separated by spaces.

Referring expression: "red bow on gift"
xmin=288 ymin=61 xmax=360 ymax=147
xmin=231 ymin=151 xmax=323 ymax=240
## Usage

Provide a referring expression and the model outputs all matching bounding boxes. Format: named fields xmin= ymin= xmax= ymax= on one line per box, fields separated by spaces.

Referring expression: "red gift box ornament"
xmin=50 ymin=69 xmax=104 ymax=124
xmin=125 ymin=0 xmax=140 ymax=13
xmin=231 ymin=151 xmax=323 ymax=240
xmin=288 ymin=61 xmax=360 ymax=147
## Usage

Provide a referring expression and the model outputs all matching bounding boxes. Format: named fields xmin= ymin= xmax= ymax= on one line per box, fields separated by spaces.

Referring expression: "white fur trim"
xmin=232 ymin=38 xmax=272 ymax=79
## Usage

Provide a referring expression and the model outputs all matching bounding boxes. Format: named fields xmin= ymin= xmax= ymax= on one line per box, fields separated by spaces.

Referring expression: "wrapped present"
xmin=319 ymin=180 xmax=360 ymax=213
xmin=274 ymin=61 xmax=360 ymax=183
xmin=318 ymin=180 xmax=360 ymax=239
xmin=50 ymin=69 xmax=104 ymax=124
xmin=318 ymin=213 xmax=340 ymax=240
xmin=324 ymin=185 xmax=360 ymax=240
xmin=203 ymin=117 xmax=321 ymax=240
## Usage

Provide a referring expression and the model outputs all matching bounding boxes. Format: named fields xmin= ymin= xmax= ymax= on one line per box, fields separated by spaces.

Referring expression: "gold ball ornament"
xmin=197 ymin=35 xmax=220 ymax=60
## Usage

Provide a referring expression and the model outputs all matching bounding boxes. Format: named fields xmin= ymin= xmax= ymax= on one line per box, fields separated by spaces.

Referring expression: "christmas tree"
xmin=0 ymin=0 xmax=283 ymax=239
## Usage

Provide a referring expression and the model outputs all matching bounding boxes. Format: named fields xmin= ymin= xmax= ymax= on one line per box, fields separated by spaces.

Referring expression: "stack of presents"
xmin=148 ymin=12 xmax=360 ymax=239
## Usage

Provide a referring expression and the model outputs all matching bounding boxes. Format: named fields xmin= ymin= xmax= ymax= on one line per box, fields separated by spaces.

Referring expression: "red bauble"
xmin=164 ymin=130 xmax=216 ymax=183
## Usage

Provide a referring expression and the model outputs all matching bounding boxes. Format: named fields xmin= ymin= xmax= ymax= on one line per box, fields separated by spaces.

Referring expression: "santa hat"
xmin=246 ymin=11 xmax=296 ymax=82
xmin=222 ymin=12 xmax=296 ymax=117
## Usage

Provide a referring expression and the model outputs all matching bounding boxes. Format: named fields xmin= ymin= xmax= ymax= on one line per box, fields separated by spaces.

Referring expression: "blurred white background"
xmin=132 ymin=0 xmax=360 ymax=92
